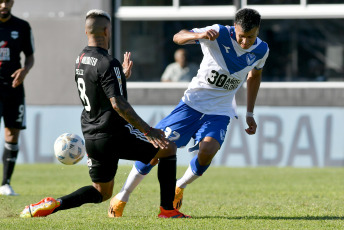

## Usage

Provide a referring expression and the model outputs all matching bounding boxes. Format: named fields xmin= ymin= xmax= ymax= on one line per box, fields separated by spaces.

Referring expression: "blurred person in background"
xmin=161 ymin=48 xmax=198 ymax=82
xmin=0 ymin=0 xmax=35 ymax=196
xmin=109 ymin=8 xmax=269 ymax=216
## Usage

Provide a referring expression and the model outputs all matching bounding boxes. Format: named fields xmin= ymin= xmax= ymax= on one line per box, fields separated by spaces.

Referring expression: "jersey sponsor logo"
xmin=81 ymin=56 xmax=98 ymax=66
xmin=76 ymin=53 xmax=85 ymax=68
xmin=0 ymin=48 xmax=10 ymax=61
xmin=207 ymin=70 xmax=241 ymax=91
xmin=11 ymin=31 xmax=19 ymax=39
xmin=114 ymin=67 xmax=123 ymax=95
xmin=75 ymin=68 xmax=84 ymax=75
xmin=0 ymin=41 xmax=10 ymax=61
xmin=222 ymin=44 xmax=231 ymax=53
xmin=246 ymin=53 xmax=256 ymax=66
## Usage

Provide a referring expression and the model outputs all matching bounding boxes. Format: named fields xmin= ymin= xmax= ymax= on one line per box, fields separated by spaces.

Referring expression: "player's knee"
xmin=197 ymin=148 xmax=217 ymax=165
xmin=100 ymin=190 xmax=113 ymax=201
xmin=150 ymin=158 xmax=159 ymax=166
xmin=157 ymin=141 xmax=177 ymax=158
xmin=93 ymin=181 xmax=113 ymax=201
xmin=4 ymin=128 xmax=20 ymax=142
xmin=165 ymin=142 xmax=177 ymax=158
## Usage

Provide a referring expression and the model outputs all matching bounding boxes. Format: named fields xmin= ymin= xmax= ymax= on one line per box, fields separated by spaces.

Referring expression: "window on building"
xmin=180 ymin=0 xmax=234 ymax=5
xmin=121 ymin=0 xmax=173 ymax=6
xmin=307 ymin=0 xmax=344 ymax=3
xmin=120 ymin=19 xmax=344 ymax=82
xmin=247 ymin=0 xmax=300 ymax=4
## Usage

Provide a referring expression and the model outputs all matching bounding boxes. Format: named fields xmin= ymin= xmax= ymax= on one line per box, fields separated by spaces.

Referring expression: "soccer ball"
xmin=54 ymin=133 xmax=86 ymax=165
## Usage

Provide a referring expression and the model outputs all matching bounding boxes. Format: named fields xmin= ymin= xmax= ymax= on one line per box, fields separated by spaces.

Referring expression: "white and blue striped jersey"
xmin=182 ymin=24 xmax=269 ymax=118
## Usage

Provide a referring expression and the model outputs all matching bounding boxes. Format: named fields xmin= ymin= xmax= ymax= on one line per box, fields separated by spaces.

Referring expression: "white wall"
xmin=1 ymin=105 xmax=344 ymax=167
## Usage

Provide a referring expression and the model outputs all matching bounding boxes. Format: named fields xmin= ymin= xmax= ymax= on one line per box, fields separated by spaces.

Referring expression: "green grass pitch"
xmin=1 ymin=164 xmax=344 ymax=229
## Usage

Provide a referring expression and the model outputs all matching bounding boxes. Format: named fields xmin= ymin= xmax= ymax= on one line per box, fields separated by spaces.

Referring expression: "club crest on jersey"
xmin=246 ymin=53 xmax=256 ymax=66
xmin=11 ymin=31 xmax=19 ymax=39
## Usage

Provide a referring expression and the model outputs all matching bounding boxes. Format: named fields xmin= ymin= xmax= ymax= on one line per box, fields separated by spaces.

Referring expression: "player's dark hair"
xmin=234 ymin=8 xmax=261 ymax=32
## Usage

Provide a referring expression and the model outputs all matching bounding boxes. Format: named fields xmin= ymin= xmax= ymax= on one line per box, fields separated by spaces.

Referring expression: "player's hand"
xmin=145 ymin=128 xmax=170 ymax=149
xmin=122 ymin=51 xmax=133 ymax=79
xmin=11 ymin=68 xmax=28 ymax=88
xmin=245 ymin=116 xmax=257 ymax=135
xmin=201 ymin=29 xmax=219 ymax=41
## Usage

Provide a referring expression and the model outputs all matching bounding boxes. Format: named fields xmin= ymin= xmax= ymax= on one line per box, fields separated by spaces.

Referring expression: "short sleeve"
xmin=22 ymin=22 xmax=34 ymax=57
xmin=99 ymin=58 xmax=125 ymax=99
xmin=255 ymin=49 xmax=269 ymax=70
xmin=191 ymin=24 xmax=220 ymax=44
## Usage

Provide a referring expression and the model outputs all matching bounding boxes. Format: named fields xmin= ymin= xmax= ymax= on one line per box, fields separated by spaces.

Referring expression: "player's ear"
xmin=104 ymin=25 xmax=110 ymax=37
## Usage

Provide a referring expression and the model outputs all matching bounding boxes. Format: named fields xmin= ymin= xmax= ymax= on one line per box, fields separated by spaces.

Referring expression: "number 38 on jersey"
xmin=207 ymin=70 xmax=242 ymax=91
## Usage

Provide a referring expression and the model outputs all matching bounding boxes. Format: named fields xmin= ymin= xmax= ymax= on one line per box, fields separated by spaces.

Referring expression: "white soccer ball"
xmin=54 ymin=133 xmax=86 ymax=165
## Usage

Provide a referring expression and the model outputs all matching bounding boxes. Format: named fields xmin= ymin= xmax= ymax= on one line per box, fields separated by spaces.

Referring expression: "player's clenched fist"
xmin=202 ymin=29 xmax=219 ymax=41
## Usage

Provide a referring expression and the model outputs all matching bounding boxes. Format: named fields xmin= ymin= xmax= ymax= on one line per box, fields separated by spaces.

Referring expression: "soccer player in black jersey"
xmin=0 ymin=0 xmax=34 ymax=196
xmin=20 ymin=9 xmax=190 ymax=218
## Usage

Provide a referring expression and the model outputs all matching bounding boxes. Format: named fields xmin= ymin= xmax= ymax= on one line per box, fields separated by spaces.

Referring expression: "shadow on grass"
xmin=194 ymin=216 xmax=344 ymax=220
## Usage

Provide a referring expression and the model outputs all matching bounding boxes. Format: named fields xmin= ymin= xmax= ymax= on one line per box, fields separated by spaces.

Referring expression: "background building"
xmin=5 ymin=0 xmax=344 ymax=166
xmin=115 ymin=0 xmax=344 ymax=82
xmin=10 ymin=0 xmax=344 ymax=105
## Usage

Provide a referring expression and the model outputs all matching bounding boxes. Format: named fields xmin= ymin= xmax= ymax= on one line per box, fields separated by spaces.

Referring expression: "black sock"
xmin=2 ymin=143 xmax=19 ymax=186
xmin=53 ymin=185 xmax=103 ymax=213
xmin=158 ymin=155 xmax=177 ymax=210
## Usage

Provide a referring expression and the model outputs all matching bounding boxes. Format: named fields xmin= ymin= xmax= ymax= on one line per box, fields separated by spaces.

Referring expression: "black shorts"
xmin=85 ymin=123 xmax=159 ymax=183
xmin=0 ymin=85 xmax=26 ymax=129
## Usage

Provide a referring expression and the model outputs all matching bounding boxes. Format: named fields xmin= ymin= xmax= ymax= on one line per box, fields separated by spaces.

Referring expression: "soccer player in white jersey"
xmin=108 ymin=8 xmax=269 ymax=216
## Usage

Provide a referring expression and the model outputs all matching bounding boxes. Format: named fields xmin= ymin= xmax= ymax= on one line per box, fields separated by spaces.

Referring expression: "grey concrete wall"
xmin=11 ymin=0 xmax=112 ymax=105
xmin=9 ymin=1 xmax=344 ymax=108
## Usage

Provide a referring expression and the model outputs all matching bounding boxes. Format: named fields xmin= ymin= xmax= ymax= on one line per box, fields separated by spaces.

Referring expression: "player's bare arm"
xmin=110 ymin=96 xmax=169 ymax=149
xmin=122 ymin=51 xmax=133 ymax=79
xmin=245 ymin=68 xmax=262 ymax=135
xmin=173 ymin=29 xmax=219 ymax=45
xmin=11 ymin=54 xmax=34 ymax=88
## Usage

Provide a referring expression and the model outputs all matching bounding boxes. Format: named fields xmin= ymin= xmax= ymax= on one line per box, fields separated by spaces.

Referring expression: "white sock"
xmin=115 ymin=165 xmax=146 ymax=202
xmin=176 ymin=164 xmax=200 ymax=189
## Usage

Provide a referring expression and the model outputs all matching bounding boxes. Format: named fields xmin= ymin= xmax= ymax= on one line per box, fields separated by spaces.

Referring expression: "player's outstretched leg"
xmin=20 ymin=197 xmax=60 ymax=218
xmin=174 ymin=155 xmax=210 ymax=210
xmin=20 ymin=185 xmax=103 ymax=218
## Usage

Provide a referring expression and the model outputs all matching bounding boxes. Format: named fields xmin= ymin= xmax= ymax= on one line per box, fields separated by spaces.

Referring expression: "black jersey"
xmin=0 ymin=16 xmax=34 ymax=84
xmin=75 ymin=46 xmax=128 ymax=139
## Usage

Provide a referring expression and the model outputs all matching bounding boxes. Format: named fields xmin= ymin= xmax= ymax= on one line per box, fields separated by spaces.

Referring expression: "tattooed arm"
xmin=109 ymin=96 xmax=169 ymax=149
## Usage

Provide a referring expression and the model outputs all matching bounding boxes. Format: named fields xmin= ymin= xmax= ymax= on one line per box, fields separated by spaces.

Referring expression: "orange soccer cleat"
xmin=173 ymin=186 xmax=184 ymax=210
xmin=158 ymin=206 xmax=191 ymax=218
xmin=108 ymin=197 xmax=127 ymax=217
xmin=20 ymin=197 xmax=60 ymax=218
